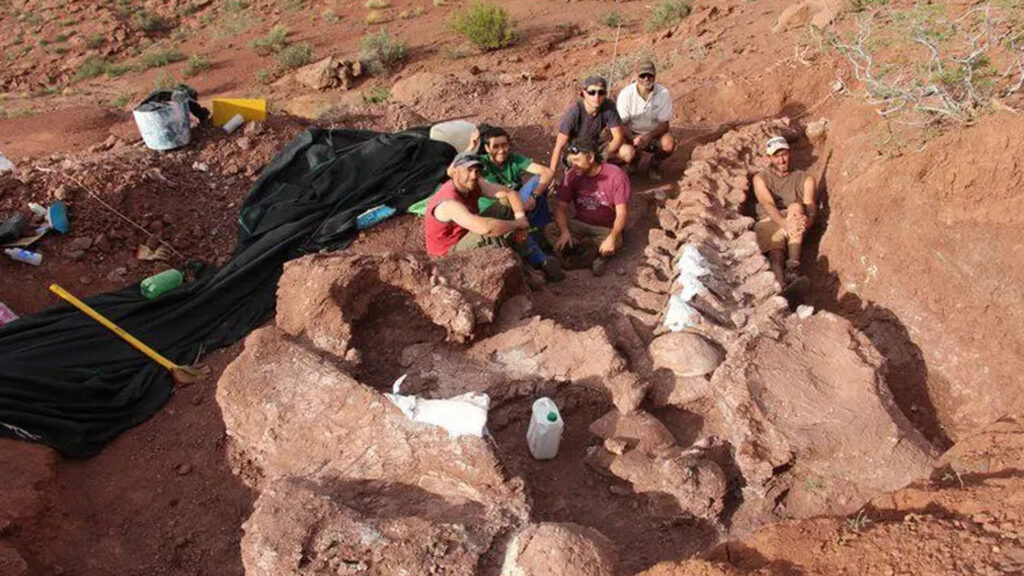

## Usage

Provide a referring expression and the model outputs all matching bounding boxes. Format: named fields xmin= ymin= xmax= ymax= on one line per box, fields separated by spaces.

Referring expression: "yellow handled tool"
xmin=49 ymin=284 xmax=209 ymax=385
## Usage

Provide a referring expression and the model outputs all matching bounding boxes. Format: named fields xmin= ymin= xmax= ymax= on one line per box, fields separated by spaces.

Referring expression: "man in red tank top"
xmin=424 ymin=153 xmax=530 ymax=258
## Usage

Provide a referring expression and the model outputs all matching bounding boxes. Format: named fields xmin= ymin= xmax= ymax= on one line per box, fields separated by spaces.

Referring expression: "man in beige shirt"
xmin=751 ymin=136 xmax=817 ymax=291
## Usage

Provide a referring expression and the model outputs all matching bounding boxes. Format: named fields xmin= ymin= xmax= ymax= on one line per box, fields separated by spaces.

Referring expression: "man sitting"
xmin=616 ymin=59 xmax=676 ymax=181
xmin=545 ymin=139 xmax=632 ymax=276
xmin=425 ymin=153 xmax=529 ymax=258
xmin=548 ymin=75 xmax=635 ymax=176
xmin=471 ymin=126 xmax=562 ymax=279
xmin=751 ymin=136 xmax=816 ymax=292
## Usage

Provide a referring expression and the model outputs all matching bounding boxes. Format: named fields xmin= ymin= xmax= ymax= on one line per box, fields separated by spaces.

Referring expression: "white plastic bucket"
xmin=133 ymin=99 xmax=191 ymax=151
xmin=429 ymin=120 xmax=477 ymax=153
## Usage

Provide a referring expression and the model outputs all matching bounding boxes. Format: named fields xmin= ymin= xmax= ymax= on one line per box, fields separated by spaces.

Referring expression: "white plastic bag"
xmin=386 ymin=375 xmax=490 ymax=438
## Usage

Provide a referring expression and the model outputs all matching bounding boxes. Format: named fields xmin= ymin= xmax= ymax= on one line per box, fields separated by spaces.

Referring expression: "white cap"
xmin=765 ymin=136 xmax=790 ymax=156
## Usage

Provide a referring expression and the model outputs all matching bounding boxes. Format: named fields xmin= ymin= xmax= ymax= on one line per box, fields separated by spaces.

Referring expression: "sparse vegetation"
xmin=110 ymin=92 xmax=132 ymax=108
xmin=600 ymin=11 xmax=624 ymax=28
xmin=138 ymin=49 xmax=186 ymax=70
xmin=365 ymin=0 xmax=391 ymax=7
xmin=646 ymin=0 xmax=691 ymax=32
xmin=825 ymin=3 xmax=1024 ymax=125
xmin=323 ymin=10 xmax=341 ymax=23
xmin=153 ymin=72 xmax=178 ymax=91
xmin=848 ymin=0 xmax=890 ymax=13
xmin=184 ymin=55 xmax=210 ymax=77
xmin=251 ymin=26 xmax=290 ymax=55
xmin=363 ymin=85 xmax=390 ymax=103
xmin=72 ymin=56 xmax=110 ymax=82
xmin=360 ymin=29 xmax=407 ymax=74
xmin=278 ymin=0 xmax=306 ymax=11
xmin=448 ymin=1 xmax=515 ymax=51
xmin=365 ymin=10 xmax=387 ymax=25
xmin=256 ymin=69 xmax=272 ymax=84
xmin=104 ymin=62 xmax=134 ymax=78
xmin=132 ymin=9 xmax=170 ymax=33
xmin=276 ymin=42 xmax=312 ymax=71
xmin=443 ymin=45 xmax=471 ymax=60
xmin=85 ymin=33 xmax=106 ymax=49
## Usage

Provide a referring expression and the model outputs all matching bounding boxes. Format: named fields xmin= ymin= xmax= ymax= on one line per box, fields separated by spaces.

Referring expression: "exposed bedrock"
xmin=500 ymin=522 xmax=619 ymax=576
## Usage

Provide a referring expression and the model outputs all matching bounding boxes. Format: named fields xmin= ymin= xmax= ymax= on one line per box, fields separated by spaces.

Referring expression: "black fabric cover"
xmin=0 ymin=127 xmax=455 ymax=456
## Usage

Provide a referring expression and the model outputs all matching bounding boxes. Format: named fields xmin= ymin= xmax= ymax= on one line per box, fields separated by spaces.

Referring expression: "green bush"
xmin=251 ymin=26 xmax=290 ymax=55
xmin=600 ymin=11 xmax=623 ymax=28
xmin=646 ymin=0 xmax=691 ymax=32
xmin=360 ymin=29 xmax=407 ymax=74
xmin=276 ymin=42 xmax=312 ymax=70
xmin=138 ymin=49 xmax=186 ymax=70
xmin=72 ymin=56 xmax=108 ymax=82
xmin=132 ymin=9 xmax=169 ymax=33
xmin=448 ymin=2 xmax=515 ymax=51
xmin=184 ymin=55 xmax=210 ymax=77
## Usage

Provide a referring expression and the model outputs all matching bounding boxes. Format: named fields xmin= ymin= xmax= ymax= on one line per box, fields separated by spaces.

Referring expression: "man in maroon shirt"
xmin=545 ymin=139 xmax=632 ymax=276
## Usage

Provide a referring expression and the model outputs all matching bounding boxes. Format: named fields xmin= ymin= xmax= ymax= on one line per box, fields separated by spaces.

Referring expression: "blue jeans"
xmin=517 ymin=176 xmax=551 ymax=267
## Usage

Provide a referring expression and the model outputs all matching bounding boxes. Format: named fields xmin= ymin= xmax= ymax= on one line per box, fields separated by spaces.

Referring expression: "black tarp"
xmin=0 ymin=127 xmax=455 ymax=456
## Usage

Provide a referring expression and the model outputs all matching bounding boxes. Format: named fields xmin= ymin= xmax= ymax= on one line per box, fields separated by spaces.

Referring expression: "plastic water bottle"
xmin=526 ymin=397 xmax=564 ymax=460
xmin=140 ymin=269 xmax=183 ymax=299
xmin=4 ymin=248 xmax=42 ymax=266
xmin=356 ymin=204 xmax=397 ymax=230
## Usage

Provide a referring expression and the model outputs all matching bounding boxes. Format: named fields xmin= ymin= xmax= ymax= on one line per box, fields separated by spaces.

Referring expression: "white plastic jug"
xmin=526 ymin=397 xmax=563 ymax=460
xmin=133 ymin=98 xmax=191 ymax=151
xmin=429 ymin=120 xmax=477 ymax=153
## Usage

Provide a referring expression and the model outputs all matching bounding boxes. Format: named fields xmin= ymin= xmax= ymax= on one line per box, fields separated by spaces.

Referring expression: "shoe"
xmin=648 ymin=162 xmax=663 ymax=182
xmin=541 ymin=257 xmax=565 ymax=282
xmin=780 ymin=275 xmax=810 ymax=299
xmin=524 ymin=267 xmax=546 ymax=291
xmin=591 ymin=256 xmax=608 ymax=277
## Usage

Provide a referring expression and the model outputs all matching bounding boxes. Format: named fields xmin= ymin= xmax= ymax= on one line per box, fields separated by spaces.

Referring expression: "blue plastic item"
xmin=356 ymin=204 xmax=397 ymax=230
xmin=47 ymin=201 xmax=69 ymax=234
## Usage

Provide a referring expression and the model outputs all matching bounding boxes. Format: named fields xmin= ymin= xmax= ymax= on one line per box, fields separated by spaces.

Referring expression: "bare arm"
xmin=599 ymin=203 xmax=628 ymax=256
xmin=525 ymin=162 xmax=554 ymax=191
xmin=553 ymin=199 xmax=573 ymax=250
xmin=549 ymin=132 xmax=570 ymax=174
xmin=752 ymin=174 xmax=787 ymax=228
xmin=606 ymin=126 xmax=625 ymax=155
xmin=802 ymin=174 xmax=818 ymax=226
xmin=479 ymin=179 xmax=527 ymax=218
xmin=435 ymin=199 xmax=521 ymax=237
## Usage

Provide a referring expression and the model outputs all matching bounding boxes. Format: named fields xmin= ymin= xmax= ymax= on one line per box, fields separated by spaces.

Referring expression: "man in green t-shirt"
xmin=472 ymin=126 xmax=561 ymax=280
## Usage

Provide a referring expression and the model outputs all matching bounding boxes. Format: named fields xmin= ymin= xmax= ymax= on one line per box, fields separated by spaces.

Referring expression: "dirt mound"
xmin=0 ymin=440 xmax=55 ymax=575
xmin=243 ymin=476 xmax=498 ymax=576
xmin=501 ymin=522 xmax=618 ymax=576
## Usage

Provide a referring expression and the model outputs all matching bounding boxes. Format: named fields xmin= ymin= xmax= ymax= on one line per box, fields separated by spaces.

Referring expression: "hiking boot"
xmin=591 ymin=256 xmax=608 ymax=277
xmin=648 ymin=162 xmax=663 ymax=182
xmin=524 ymin=267 xmax=546 ymax=291
xmin=541 ymin=257 xmax=565 ymax=282
xmin=780 ymin=275 xmax=810 ymax=299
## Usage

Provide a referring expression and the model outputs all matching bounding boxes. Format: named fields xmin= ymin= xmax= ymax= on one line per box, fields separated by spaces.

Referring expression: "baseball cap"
xmin=637 ymin=59 xmax=656 ymax=76
xmin=580 ymin=75 xmax=608 ymax=90
xmin=450 ymin=152 xmax=483 ymax=169
xmin=765 ymin=136 xmax=790 ymax=156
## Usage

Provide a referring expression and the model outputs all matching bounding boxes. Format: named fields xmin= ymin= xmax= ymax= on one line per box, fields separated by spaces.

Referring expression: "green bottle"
xmin=140 ymin=269 xmax=183 ymax=299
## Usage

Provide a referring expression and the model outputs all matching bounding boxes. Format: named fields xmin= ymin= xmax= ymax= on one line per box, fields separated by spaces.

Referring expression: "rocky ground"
xmin=2 ymin=0 xmax=1023 ymax=575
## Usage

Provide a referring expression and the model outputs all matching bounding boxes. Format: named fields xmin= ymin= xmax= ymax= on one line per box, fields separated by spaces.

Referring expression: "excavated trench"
xmin=213 ymin=118 xmax=948 ymax=575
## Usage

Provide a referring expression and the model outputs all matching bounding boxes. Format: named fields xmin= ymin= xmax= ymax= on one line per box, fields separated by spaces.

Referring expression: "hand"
xmin=522 ymin=196 xmax=537 ymax=212
xmin=468 ymin=129 xmax=480 ymax=151
xmin=555 ymin=230 xmax=574 ymax=251
xmin=599 ymin=234 xmax=618 ymax=256
xmin=632 ymin=134 xmax=643 ymax=147
xmin=786 ymin=212 xmax=807 ymax=237
xmin=514 ymin=216 xmax=529 ymax=230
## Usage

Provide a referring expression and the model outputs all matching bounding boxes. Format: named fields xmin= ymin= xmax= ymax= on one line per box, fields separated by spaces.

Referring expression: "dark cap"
xmin=450 ymin=152 xmax=483 ymax=169
xmin=637 ymin=59 xmax=656 ymax=76
xmin=580 ymin=75 xmax=608 ymax=90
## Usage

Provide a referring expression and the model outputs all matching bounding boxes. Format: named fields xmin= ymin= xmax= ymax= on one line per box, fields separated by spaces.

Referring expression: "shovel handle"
xmin=49 ymin=283 xmax=180 ymax=372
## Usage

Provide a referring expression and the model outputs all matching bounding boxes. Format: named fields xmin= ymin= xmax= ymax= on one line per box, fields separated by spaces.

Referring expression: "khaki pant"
xmin=754 ymin=217 xmax=789 ymax=253
xmin=544 ymin=219 xmax=621 ymax=253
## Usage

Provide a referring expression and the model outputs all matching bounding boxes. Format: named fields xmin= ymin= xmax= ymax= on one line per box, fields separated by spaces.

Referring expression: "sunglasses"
xmin=585 ymin=88 xmax=607 ymax=96
xmin=639 ymin=73 xmax=655 ymax=79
